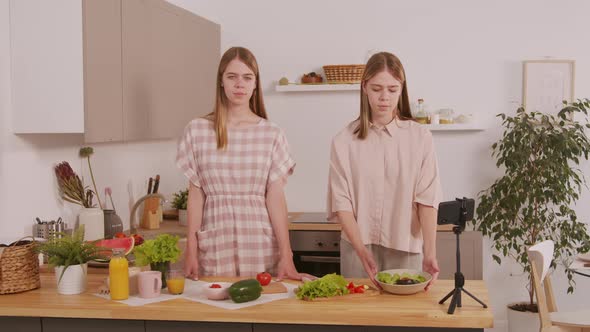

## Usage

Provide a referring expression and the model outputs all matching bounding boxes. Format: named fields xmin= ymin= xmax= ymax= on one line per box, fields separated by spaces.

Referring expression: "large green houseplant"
xmin=473 ymin=99 xmax=590 ymax=312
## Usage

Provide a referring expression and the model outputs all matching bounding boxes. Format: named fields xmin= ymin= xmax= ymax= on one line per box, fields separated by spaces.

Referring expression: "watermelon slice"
xmin=94 ymin=237 xmax=135 ymax=262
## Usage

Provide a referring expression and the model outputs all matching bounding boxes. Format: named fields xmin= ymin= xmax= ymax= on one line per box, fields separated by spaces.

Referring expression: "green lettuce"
xmin=377 ymin=271 xmax=426 ymax=284
xmin=296 ymin=273 xmax=349 ymax=300
xmin=133 ymin=234 xmax=181 ymax=266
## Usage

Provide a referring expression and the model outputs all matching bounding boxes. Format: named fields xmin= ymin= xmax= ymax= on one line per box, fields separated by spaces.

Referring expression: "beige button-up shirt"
xmin=327 ymin=118 xmax=443 ymax=253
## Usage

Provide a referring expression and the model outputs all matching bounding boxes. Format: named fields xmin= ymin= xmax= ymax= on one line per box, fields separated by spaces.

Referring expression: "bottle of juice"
xmin=109 ymin=248 xmax=129 ymax=300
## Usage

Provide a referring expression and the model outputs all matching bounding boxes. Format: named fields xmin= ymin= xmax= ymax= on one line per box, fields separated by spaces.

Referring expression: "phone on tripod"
xmin=436 ymin=197 xmax=487 ymax=314
xmin=437 ymin=198 xmax=475 ymax=226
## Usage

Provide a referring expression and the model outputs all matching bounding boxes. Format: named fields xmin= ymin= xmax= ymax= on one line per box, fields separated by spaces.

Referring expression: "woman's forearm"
xmin=337 ymin=211 xmax=365 ymax=253
xmin=266 ymin=181 xmax=293 ymax=258
xmin=418 ymin=204 xmax=437 ymax=259
xmin=186 ymin=183 xmax=205 ymax=252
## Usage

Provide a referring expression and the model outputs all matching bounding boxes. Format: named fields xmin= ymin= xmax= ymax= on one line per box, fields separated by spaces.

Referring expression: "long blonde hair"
xmin=354 ymin=52 xmax=413 ymax=139
xmin=210 ymin=47 xmax=267 ymax=149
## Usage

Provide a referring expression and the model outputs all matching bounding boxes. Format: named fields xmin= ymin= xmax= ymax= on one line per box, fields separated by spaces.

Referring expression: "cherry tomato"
xmin=114 ymin=232 xmax=126 ymax=238
xmin=256 ymin=272 xmax=272 ymax=286
xmin=210 ymin=284 xmax=222 ymax=288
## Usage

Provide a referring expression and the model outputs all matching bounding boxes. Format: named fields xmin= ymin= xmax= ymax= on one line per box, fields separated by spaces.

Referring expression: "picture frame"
xmin=522 ymin=60 xmax=575 ymax=116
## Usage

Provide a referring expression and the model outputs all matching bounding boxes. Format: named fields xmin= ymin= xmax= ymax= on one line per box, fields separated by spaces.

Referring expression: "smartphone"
xmin=437 ymin=198 xmax=475 ymax=225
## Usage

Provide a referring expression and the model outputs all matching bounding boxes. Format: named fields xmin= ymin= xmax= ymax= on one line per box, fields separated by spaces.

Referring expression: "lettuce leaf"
xmin=296 ymin=273 xmax=349 ymax=300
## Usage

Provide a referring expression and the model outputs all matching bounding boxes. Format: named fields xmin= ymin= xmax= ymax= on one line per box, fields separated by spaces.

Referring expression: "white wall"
xmin=2 ymin=1 xmax=590 ymax=330
xmin=162 ymin=2 xmax=590 ymax=329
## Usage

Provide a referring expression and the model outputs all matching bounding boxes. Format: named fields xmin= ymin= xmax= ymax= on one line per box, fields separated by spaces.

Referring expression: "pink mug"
xmin=138 ymin=271 xmax=162 ymax=298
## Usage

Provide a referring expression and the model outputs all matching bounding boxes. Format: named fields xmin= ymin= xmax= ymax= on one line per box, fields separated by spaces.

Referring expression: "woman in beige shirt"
xmin=327 ymin=52 xmax=442 ymax=289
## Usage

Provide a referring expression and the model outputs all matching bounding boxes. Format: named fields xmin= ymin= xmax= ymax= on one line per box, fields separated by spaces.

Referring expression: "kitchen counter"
xmin=0 ymin=273 xmax=493 ymax=331
xmin=155 ymin=211 xmax=454 ymax=235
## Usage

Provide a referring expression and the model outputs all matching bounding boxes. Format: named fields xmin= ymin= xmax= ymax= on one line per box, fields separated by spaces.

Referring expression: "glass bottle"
xmin=109 ymin=248 xmax=129 ymax=300
xmin=415 ymin=98 xmax=428 ymax=124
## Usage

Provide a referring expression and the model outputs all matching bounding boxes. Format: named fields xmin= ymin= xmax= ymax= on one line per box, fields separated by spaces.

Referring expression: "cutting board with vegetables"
xmin=297 ymin=285 xmax=380 ymax=301
xmin=261 ymin=281 xmax=288 ymax=294
xmin=294 ymin=274 xmax=381 ymax=301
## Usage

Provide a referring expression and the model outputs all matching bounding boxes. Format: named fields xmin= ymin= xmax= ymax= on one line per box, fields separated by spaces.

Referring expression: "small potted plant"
xmin=36 ymin=225 xmax=105 ymax=295
xmin=171 ymin=189 xmax=188 ymax=226
xmin=133 ymin=234 xmax=181 ymax=288
xmin=472 ymin=100 xmax=590 ymax=332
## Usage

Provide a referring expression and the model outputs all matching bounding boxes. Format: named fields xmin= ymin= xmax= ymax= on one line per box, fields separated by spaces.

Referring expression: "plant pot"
xmin=54 ymin=263 xmax=87 ymax=295
xmin=150 ymin=261 xmax=171 ymax=289
xmin=78 ymin=207 xmax=104 ymax=241
xmin=178 ymin=209 xmax=187 ymax=226
xmin=103 ymin=209 xmax=123 ymax=239
xmin=507 ymin=302 xmax=540 ymax=332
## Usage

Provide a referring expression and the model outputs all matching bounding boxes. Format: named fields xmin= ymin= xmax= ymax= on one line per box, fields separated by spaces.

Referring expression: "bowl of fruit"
xmin=375 ymin=269 xmax=431 ymax=295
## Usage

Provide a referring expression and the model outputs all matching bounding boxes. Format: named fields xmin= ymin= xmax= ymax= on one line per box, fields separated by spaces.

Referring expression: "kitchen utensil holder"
xmin=141 ymin=197 xmax=162 ymax=230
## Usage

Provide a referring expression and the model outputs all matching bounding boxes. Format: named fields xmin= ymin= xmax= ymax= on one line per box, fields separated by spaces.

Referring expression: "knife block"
xmin=140 ymin=197 xmax=162 ymax=230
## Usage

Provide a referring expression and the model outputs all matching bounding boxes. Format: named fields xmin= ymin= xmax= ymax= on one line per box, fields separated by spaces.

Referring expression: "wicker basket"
xmin=0 ymin=238 xmax=41 ymax=294
xmin=322 ymin=64 xmax=366 ymax=83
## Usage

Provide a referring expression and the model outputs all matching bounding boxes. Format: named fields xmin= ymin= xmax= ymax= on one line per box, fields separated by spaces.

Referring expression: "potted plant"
xmin=54 ymin=161 xmax=104 ymax=241
xmin=472 ymin=100 xmax=590 ymax=332
xmin=133 ymin=234 xmax=181 ymax=288
xmin=172 ymin=189 xmax=188 ymax=226
xmin=36 ymin=225 xmax=105 ymax=295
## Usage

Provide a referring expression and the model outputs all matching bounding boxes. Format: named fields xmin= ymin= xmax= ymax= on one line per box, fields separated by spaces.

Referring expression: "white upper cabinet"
xmin=10 ymin=0 xmax=220 ymax=143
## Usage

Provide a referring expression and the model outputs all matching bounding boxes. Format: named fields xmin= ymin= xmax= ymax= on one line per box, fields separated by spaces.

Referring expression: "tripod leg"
xmin=457 ymin=287 xmax=462 ymax=307
xmin=447 ymin=289 xmax=460 ymax=314
xmin=439 ymin=288 xmax=455 ymax=304
xmin=461 ymin=288 xmax=488 ymax=308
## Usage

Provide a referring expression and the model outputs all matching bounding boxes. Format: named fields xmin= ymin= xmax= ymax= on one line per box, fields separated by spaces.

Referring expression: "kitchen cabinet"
xmin=0 ymin=317 xmax=41 ymax=332
xmin=42 ymin=318 xmax=144 ymax=332
xmin=10 ymin=0 xmax=220 ymax=143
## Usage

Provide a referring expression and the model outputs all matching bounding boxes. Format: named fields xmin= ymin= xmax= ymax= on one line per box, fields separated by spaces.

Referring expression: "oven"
xmin=289 ymin=230 xmax=341 ymax=277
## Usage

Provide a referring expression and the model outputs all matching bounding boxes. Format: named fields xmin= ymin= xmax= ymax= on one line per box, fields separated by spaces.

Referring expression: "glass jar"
xmin=415 ymin=98 xmax=428 ymax=124
xmin=109 ymin=248 xmax=129 ymax=300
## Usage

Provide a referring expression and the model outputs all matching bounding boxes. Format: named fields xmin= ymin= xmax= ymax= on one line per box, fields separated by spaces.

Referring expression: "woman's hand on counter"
xmin=275 ymin=255 xmax=317 ymax=281
xmin=184 ymin=252 xmax=199 ymax=280
xmin=422 ymin=256 xmax=440 ymax=291
xmin=357 ymin=247 xmax=379 ymax=288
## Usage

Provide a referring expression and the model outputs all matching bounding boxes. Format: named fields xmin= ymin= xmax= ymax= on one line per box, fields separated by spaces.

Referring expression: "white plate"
xmin=578 ymin=253 xmax=590 ymax=262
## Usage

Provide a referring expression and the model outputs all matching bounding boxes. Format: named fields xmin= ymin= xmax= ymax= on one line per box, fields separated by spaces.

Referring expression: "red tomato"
xmin=256 ymin=272 xmax=272 ymax=286
xmin=210 ymin=284 xmax=222 ymax=288
xmin=354 ymin=285 xmax=365 ymax=294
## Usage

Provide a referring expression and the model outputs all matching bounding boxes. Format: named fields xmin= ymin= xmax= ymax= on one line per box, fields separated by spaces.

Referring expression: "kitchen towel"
xmin=94 ymin=289 xmax=180 ymax=306
xmin=181 ymin=279 xmax=297 ymax=310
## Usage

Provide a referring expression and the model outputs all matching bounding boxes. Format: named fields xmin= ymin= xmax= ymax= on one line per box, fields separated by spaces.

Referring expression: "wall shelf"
xmin=275 ymin=83 xmax=359 ymax=92
xmin=427 ymin=124 xmax=485 ymax=131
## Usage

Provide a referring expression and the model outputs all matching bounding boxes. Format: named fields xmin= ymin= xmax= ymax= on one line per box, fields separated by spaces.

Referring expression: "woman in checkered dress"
xmin=176 ymin=47 xmax=313 ymax=280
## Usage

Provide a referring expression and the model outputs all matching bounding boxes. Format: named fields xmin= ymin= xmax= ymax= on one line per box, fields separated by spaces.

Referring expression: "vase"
xmin=150 ymin=261 xmax=171 ymax=289
xmin=178 ymin=209 xmax=187 ymax=226
xmin=103 ymin=209 xmax=123 ymax=239
xmin=78 ymin=208 xmax=104 ymax=241
xmin=55 ymin=263 xmax=87 ymax=295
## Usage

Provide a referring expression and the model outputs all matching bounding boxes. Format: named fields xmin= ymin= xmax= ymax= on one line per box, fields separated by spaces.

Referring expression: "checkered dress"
xmin=176 ymin=117 xmax=295 ymax=277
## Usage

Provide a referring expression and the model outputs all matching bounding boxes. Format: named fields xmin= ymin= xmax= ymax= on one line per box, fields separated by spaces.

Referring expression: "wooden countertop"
xmin=0 ymin=274 xmax=493 ymax=329
xmin=157 ymin=211 xmax=453 ymax=234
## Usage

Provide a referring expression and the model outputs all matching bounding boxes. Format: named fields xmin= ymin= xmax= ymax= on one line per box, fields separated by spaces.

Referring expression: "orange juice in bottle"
xmin=109 ymin=248 xmax=129 ymax=300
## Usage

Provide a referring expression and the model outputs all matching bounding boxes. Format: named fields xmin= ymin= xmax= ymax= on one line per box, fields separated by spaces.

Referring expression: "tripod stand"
xmin=439 ymin=198 xmax=488 ymax=314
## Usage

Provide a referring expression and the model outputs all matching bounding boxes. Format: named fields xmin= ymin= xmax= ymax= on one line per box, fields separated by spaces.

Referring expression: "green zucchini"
xmin=229 ymin=279 xmax=263 ymax=303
